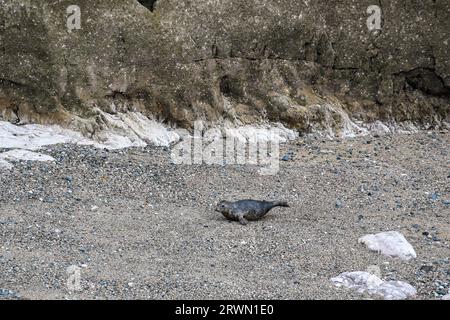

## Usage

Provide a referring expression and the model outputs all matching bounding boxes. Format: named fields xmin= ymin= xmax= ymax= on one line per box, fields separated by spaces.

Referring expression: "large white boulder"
xmin=359 ymin=231 xmax=417 ymax=261
xmin=331 ymin=271 xmax=417 ymax=300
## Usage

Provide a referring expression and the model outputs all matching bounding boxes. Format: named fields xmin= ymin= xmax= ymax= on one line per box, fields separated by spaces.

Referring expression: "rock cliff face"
xmin=0 ymin=0 xmax=449 ymax=136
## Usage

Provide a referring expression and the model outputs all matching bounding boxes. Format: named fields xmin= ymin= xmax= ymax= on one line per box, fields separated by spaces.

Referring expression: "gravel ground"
xmin=0 ymin=131 xmax=449 ymax=300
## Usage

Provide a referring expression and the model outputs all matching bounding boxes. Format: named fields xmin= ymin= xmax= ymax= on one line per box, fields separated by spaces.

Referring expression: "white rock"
xmin=96 ymin=111 xmax=180 ymax=148
xmin=1 ymin=114 xmax=297 ymax=154
xmin=0 ymin=115 xmax=179 ymax=151
xmin=358 ymin=231 xmax=417 ymax=261
xmin=366 ymin=121 xmax=392 ymax=136
xmin=223 ymin=122 xmax=299 ymax=144
xmin=0 ymin=120 xmax=90 ymax=150
xmin=0 ymin=149 xmax=55 ymax=162
xmin=0 ymin=159 xmax=13 ymax=170
xmin=331 ymin=271 xmax=417 ymax=300
xmin=442 ymin=294 xmax=450 ymax=300
xmin=93 ymin=132 xmax=145 ymax=150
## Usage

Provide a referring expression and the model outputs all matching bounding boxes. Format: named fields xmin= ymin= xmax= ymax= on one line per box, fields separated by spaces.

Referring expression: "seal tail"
xmin=273 ymin=201 xmax=289 ymax=208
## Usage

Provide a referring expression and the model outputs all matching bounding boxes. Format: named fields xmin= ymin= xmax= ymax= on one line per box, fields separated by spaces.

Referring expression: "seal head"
xmin=215 ymin=200 xmax=234 ymax=220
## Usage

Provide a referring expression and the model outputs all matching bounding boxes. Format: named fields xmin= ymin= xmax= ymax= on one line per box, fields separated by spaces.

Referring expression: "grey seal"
xmin=216 ymin=199 xmax=289 ymax=225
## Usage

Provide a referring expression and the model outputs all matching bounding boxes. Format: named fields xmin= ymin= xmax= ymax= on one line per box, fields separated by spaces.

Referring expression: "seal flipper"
xmin=238 ymin=216 xmax=248 ymax=225
xmin=272 ymin=201 xmax=289 ymax=208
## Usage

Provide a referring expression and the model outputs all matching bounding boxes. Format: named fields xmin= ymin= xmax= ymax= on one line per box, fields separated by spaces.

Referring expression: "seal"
xmin=215 ymin=199 xmax=289 ymax=225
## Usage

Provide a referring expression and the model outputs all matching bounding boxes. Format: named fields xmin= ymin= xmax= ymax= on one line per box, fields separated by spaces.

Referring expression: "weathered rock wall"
xmin=0 ymin=0 xmax=449 ymax=135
